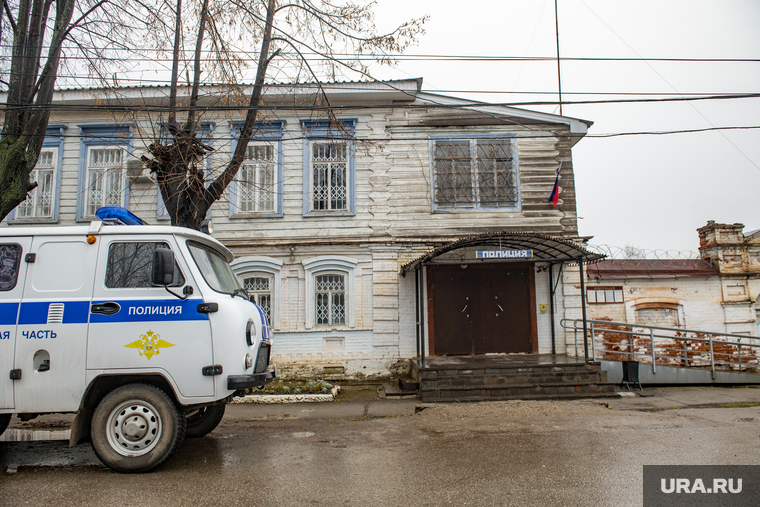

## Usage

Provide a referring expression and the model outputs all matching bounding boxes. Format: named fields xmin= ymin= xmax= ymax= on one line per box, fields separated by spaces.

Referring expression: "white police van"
xmin=0 ymin=207 xmax=274 ymax=472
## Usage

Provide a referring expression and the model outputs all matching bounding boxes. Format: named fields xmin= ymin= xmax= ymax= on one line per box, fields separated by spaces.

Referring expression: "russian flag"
xmin=548 ymin=173 xmax=560 ymax=207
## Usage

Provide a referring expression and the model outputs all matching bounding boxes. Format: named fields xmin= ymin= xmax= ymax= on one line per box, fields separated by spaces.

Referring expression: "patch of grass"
xmin=260 ymin=379 xmax=334 ymax=395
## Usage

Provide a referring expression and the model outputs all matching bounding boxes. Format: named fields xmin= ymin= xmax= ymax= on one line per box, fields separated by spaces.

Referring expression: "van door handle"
xmin=91 ymin=302 xmax=121 ymax=316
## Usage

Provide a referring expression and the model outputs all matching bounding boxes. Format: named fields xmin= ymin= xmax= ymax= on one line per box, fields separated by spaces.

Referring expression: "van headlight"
xmin=245 ymin=353 xmax=254 ymax=370
xmin=246 ymin=320 xmax=255 ymax=346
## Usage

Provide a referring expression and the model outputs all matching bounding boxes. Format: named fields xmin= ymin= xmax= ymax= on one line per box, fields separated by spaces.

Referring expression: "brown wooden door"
xmin=429 ymin=264 xmax=535 ymax=355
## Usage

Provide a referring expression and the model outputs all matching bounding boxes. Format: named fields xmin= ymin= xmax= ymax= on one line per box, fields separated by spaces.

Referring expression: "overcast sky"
xmin=370 ymin=0 xmax=760 ymax=253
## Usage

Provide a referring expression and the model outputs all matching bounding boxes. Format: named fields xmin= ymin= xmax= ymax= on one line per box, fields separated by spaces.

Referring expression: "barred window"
xmin=432 ymin=138 xmax=518 ymax=209
xmin=311 ymin=142 xmax=347 ymax=211
xmin=315 ymin=273 xmax=345 ymax=325
xmin=16 ymin=149 xmax=57 ymax=219
xmin=86 ymin=146 xmax=125 ymax=216
xmin=243 ymin=273 xmax=273 ymax=323
xmin=236 ymin=143 xmax=275 ymax=213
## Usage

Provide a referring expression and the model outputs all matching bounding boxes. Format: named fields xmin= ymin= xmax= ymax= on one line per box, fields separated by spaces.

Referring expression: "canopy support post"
xmin=579 ymin=258 xmax=590 ymax=363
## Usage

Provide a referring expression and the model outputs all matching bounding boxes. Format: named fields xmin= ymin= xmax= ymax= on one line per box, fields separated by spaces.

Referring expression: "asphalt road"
xmin=1 ymin=391 xmax=760 ymax=507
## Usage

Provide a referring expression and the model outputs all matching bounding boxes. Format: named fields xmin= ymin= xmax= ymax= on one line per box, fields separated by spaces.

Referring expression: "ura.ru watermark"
xmin=643 ymin=465 xmax=758 ymax=507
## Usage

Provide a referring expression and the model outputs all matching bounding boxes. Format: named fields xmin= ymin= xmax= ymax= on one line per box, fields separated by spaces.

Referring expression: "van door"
xmin=0 ymin=239 xmax=31 ymax=410
xmin=87 ymin=236 xmax=214 ymax=398
xmin=14 ymin=235 xmax=97 ymax=413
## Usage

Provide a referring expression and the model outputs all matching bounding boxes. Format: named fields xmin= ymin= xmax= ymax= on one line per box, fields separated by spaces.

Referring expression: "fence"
xmin=561 ymin=318 xmax=760 ymax=380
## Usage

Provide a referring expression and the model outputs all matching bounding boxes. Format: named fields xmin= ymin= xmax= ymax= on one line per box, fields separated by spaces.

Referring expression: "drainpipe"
xmin=549 ymin=263 xmax=556 ymax=355
xmin=579 ymin=258 xmax=589 ymax=362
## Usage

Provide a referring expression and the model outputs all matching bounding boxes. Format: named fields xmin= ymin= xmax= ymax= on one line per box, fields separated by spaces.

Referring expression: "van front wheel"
xmin=185 ymin=403 xmax=225 ymax=438
xmin=91 ymin=384 xmax=186 ymax=473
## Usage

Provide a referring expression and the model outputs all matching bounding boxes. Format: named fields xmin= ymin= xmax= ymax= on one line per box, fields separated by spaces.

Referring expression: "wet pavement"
xmin=1 ymin=387 xmax=760 ymax=506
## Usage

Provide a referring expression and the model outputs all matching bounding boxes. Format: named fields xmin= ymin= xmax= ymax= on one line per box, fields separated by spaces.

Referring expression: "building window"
xmin=86 ymin=146 xmax=125 ymax=216
xmin=0 ymin=244 xmax=22 ymax=291
xmin=157 ymin=122 xmax=214 ymax=221
xmin=635 ymin=307 xmax=680 ymax=327
xmin=243 ymin=273 xmax=273 ymax=323
xmin=315 ymin=273 xmax=346 ymax=325
xmin=310 ymin=142 xmax=347 ymax=211
xmin=587 ymin=286 xmax=624 ymax=304
xmin=237 ymin=144 xmax=276 ymax=213
xmin=302 ymin=255 xmax=356 ymax=329
xmin=78 ymin=125 xmax=131 ymax=220
xmin=16 ymin=148 xmax=57 ymax=219
xmin=9 ymin=125 xmax=66 ymax=224
xmin=302 ymin=119 xmax=355 ymax=216
xmin=431 ymin=137 xmax=519 ymax=210
xmin=231 ymin=256 xmax=283 ymax=330
xmin=228 ymin=121 xmax=284 ymax=218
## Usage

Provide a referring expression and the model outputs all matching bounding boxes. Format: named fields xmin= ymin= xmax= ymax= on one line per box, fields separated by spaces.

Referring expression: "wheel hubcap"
xmin=107 ymin=401 xmax=162 ymax=457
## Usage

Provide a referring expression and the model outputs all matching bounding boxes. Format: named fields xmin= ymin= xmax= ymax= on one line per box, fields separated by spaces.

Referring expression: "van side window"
xmin=105 ymin=242 xmax=185 ymax=288
xmin=0 ymin=244 xmax=22 ymax=291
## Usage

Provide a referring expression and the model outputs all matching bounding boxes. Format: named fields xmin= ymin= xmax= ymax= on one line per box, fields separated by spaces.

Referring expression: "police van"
xmin=0 ymin=207 xmax=274 ymax=472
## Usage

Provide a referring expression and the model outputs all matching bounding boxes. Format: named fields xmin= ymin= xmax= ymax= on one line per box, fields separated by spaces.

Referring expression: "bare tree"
xmin=0 ymin=0 xmax=160 ymax=222
xmin=138 ymin=0 xmax=427 ymax=230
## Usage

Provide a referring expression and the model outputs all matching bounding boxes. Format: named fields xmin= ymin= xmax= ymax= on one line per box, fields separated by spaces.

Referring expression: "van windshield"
xmin=187 ymin=241 xmax=241 ymax=294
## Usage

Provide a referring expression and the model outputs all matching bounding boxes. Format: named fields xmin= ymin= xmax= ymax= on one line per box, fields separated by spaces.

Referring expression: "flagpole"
xmin=554 ymin=0 xmax=563 ymax=116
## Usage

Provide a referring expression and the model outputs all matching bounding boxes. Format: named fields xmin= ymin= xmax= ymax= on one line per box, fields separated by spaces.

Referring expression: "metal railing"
xmin=561 ymin=318 xmax=760 ymax=380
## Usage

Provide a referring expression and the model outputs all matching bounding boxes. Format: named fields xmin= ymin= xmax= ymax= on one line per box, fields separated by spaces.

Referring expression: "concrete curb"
xmin=232 ymin=386 xmax=340 ymax=404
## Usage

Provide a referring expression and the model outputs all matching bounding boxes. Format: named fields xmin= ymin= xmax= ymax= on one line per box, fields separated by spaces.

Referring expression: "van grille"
xmin=47 ymin=303 xmax=64 ymax=324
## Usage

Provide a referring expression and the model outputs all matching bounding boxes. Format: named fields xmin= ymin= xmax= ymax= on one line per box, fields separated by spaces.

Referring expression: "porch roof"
xmin=400 ymin=231 xmax=605 ymax=275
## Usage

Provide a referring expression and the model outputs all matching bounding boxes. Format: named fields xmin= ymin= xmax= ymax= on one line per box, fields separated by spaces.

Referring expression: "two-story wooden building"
xmin=2 ymin=78 xmax=602 ymax=379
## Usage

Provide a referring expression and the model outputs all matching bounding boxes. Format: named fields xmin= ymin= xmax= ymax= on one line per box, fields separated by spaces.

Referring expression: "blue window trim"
xmin=8 ymin=125 xmax=67 ymax=224
xmin=301 ymin=119 xmax=356 ymax=217
xmin=157 ymin=122 xmax=216 ymax=221
xmin=428 ymin=133 xmax=521 ymax=213
xmin=228 ymin=120 xmax=285 ymax=219
xmin=76 ymin=124 xmax=133 ymax=221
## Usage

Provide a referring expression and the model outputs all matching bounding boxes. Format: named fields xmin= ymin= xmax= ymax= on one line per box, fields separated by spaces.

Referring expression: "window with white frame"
xmin=431 ymin=137 xmax=519 ymax=209
xmin=310 ymin=142 xmax=348 ymax=211
xmin=85 ymin=146 xmax=125 ymax=216
xmin=242 ymin=273 xmax=273 ymax=323
xmin=236 ymin=143 xmax=276 ymax=213
xmin=315 ymin=273 xmax=346 ymax=325
xmin=16 ymin=148 xmax=57 ymax=219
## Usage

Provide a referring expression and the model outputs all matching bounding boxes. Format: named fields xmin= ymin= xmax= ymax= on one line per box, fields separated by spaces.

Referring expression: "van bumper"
xmin=227 ymin=369 xmax=276 ymax=390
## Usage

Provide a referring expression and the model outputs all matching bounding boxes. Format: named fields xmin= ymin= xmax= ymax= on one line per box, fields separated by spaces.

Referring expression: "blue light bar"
xmin=95 ymin=206 xmax=145 ymax=225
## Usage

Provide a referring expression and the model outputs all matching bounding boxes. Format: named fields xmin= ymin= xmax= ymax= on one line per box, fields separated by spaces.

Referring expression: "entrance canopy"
xmin=400 ymin=231 xmax=605 ymax=275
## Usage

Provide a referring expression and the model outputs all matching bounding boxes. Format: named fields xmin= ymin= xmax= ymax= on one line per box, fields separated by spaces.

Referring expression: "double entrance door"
xmin=429 ymin=264 xmax=536 ymax=355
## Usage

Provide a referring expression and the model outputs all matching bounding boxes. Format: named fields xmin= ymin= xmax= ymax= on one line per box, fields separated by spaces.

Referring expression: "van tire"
xmin=0 ymin=414 xmax=11 ymax=437
xmin=91 ymin=384 xmax=186 ymax=473
xmin=185 ymin=403 xmax=225 ymax=438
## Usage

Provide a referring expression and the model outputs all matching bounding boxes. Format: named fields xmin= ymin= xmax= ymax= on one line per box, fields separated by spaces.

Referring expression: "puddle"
xmin=0 ymin=429 xmax=71 ymax=442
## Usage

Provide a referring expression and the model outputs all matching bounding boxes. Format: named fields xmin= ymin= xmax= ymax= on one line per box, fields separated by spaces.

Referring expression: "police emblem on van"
xmin=124 ymin=330 xmax=175 ymax=359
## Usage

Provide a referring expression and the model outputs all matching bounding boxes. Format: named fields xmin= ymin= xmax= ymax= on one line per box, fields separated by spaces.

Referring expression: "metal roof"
xmin=587 ymin=259 xmax=719 ymax=280
xmin=400 ymin=231 xmax=605 ymax=275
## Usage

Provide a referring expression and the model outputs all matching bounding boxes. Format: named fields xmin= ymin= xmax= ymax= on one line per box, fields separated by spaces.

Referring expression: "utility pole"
xmin=554 ymin=0 xmax=563 ymax=116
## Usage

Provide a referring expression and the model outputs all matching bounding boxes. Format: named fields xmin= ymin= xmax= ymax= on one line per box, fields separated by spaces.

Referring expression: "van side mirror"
xmin=153 ymin=248 xmax=175 ymax=286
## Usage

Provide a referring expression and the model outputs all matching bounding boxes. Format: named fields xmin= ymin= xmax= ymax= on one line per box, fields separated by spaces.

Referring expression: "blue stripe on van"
xmin=18 ymin=301 xmax=90 ymax=325
xmin=0 ymin=303 xmax=19 ymax=325
xmin=89 ymin=298 xmax=209 ymax=323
